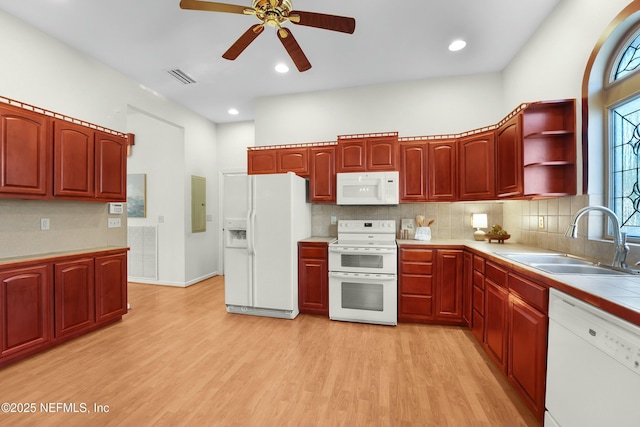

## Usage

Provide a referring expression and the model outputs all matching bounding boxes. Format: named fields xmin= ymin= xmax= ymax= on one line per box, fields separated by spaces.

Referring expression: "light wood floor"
xmin=0 ymin=277 xmax=539 ymax=427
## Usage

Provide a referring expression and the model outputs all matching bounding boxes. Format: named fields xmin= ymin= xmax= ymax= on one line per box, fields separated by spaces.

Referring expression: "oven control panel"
xmin=337 ymin=220 xmax=396 ymax=233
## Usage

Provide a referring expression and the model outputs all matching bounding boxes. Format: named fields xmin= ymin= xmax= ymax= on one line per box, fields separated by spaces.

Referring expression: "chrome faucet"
xmin=565 ymin=206 xmax=629 ymax=269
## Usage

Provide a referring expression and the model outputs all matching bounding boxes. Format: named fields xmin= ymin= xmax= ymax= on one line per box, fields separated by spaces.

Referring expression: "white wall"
xmin=217 ymin=121 xmax=256 ymax=171
xmin=0 ymin=10 xmax=219 ymax=286
xmin=254 ymin=73 xmax=505 ymax=146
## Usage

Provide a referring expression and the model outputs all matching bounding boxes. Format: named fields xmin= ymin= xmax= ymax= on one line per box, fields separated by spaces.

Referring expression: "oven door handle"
xmin=329 ymin=271 xmax=397 ymax=280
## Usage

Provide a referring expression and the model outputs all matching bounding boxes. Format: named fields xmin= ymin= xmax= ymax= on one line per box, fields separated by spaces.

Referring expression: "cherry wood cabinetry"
xmin=0 ymin=249 xmax=128 ymax=368
xmin=398 ymin=246 xmax=464 ymax=325
xmin=399 ymin=142 xmax=428 ymax=202
xmin=309 ymin=146 xmax=336 ymax=203
xmin=398 ymin=247 xmax=434 ymax=322
xmin=522 ymin=100 xmax=576 ymax=196
xmin=336 ymin=133 xmax=398 ymax=172
xmin=95 ymin=252 xmax=128 ymax=324
xmin=459 ymin=131 xmax=495 ymax=200
xmin=428 ymin=139 xmax=457 ymax=201
xmin=462 ymin=252 xmax=473 ymax=326
xmin=247 ymin=149 xmax=278 ymax=175
xmin=0 ymin=104 xmax=51 ymax=198
xmin=298 ymin=241 xmax=329 ymax=316
xmin=484 ymin=261 xmax=509 ymax=373
xmin=0 ymin=264 xmax=51 ymax=360
xmin=471 ymin=255 xmax=486 ymax=342
xmin=277 ymin=147 xmax=309 ymax=176
xmin=94 ymin=131 xmax=127 ymax=201
xmin=54 ymin=258 xmax=94 ymax=338
xmin=53 ymin=120 xmax=95 ymax=198
xmin=507 ymin=272 xmax=549 ymax=422
xmin=496 ymin=115 xmax=523 ymax=198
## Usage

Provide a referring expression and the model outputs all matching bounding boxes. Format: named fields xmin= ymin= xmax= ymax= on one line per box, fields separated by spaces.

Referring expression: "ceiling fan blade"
xmin=277 ymin=28 xmax=311 ymax=72
xmin=222 ymin=24 xmax=264 ymax=60
xmin=289 ymin=10 xmax=356 ymax=34
xmin=180 ymin=0 xmax=250 ymax=15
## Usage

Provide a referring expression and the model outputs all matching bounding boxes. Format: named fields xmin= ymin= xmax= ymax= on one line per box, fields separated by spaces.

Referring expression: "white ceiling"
xmin=0 ymin=0 xmax=560 ymax=124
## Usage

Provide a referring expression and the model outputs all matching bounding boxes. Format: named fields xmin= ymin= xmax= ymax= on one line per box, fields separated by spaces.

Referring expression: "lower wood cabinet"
xmin=398 ymin=246 xmax=464 ymax=325
xmin=0 ymin=264 xmax=52 ymax=359
xmin=298 ymin=241 xmax=329 ymax=316
xmin=0 ymin=249 xmax=128 ymax=368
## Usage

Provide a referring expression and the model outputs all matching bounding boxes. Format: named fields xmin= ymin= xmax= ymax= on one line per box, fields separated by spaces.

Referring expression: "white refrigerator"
xmin=223 ymin=172 xmax=311 ymax=319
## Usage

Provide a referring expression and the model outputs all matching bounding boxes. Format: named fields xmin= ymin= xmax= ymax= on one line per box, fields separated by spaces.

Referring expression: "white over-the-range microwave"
xmin=336 ymin=171 xmax=399 ymax=205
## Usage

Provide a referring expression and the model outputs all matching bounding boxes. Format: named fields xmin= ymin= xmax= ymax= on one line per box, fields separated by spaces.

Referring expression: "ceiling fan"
xmin=179 ymin=0 xmax=356 ymax=72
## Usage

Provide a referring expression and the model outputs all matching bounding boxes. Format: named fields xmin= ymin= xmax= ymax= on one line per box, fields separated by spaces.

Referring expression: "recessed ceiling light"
xmin=448 ymin=39 xmax=467 ymax=52
xmin=275 ymin=63 xmax=289 ymax=73
xmin=228 ymin=108 xmax=239 ymax=115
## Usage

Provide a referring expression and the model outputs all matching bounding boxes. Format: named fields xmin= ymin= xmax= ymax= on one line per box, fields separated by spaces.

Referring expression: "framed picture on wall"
xmin=127 ymin=173 xmax=146 ymax=218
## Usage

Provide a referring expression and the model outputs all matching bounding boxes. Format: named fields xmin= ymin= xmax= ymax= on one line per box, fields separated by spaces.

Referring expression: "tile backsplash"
xmin=312 ymin=195 xmax=640 ymax=266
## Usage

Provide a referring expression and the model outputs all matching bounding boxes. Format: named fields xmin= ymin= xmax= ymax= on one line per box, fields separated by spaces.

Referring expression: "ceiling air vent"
xmin=167 ymin=69 xmax=197 ymax=85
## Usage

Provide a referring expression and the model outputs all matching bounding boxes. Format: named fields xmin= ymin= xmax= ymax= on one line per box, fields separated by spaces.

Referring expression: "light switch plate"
xmin=108 ymin=218 xmax=121 ymax=228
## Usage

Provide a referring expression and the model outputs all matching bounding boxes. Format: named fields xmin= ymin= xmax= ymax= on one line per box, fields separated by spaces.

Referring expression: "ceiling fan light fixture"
xmin=448 ymin=39 xmax=467 ymax=52
xmin=275 ymin=63 xmax=290 ymax=73
xmin=228 ymin=108 xmax=239 ymax=115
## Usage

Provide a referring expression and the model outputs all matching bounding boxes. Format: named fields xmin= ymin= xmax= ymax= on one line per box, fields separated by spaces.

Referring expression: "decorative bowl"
xmin=486 ymin=233 xmax=511 ymax=243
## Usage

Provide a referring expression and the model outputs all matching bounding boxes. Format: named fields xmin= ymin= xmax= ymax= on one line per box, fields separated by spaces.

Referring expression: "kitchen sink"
xmin=500 ymin=252 xmax=637 ymax=275
xmin=501 ymin=253 xmax=592 ymax=266
xmin=531 ymin=263 xmax=628 ymax=275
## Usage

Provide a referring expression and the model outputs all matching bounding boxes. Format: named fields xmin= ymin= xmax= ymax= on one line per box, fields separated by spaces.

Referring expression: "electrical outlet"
xmin=330 ymin=216 xmax=337 ymax=225
xmin=538 ymin=216 xmax=545 ymax=229
xmin=108 ymin=218 xmax=121 ymax=228
xmin=40 ymin=218 xmax=50 ymax=231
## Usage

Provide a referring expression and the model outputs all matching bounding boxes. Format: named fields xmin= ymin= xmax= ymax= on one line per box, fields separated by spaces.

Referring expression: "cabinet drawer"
xmin=508 ymin=273 xmax=548 ymax=313
xmin=473 ymin=270 xmax=485 ymax=290
xmin=400 ymin=274 xmax=433 ymax=295
xmin=486 ymin=262 xmax=508 ymax=288
xmin=400 ymin=248 xmax=434 ymax=262
xmin=401 ymin=262 xmax=433 ymax=275
xmin=473 ymin=285 xmax=484 ymax=313
xmin=473 ymin=255 xmax=485 ymax=273
xmin=299 ymin=246 xmax=326 ymax=259
xmin=400 ymin=295 xmax=433 ymax=316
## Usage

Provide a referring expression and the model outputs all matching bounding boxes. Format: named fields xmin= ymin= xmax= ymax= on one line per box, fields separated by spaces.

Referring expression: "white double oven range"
xmin=328 ymin=220 xmax=397 ymax=326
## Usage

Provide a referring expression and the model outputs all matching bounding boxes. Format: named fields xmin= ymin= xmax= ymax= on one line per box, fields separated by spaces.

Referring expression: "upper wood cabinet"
xmin=496 ymin=115 xmax=523 ymax=198
xmin=53 ymin=120 xmax=95 ymax=198
xmin=459 ymin=131 xmax=496 ymax=200
xmin=277 ymin=147 xmax=309 ymax=176
xmin=522 ymin=100 xmax=576 ymax=196
xmin=428 ymin=139 xmax=457 ymax=201
xmin=309 ymin=146 xmax=336 ymax=203
xmin=247 ymin=149 xmax=278 ymax=175
xmin=95 ymin=131 xmax=127 ymax=201
xmin=0 ymin=104 xmax=51 ymax=198
xmin=399 ymin=141 xmax=428 ymax=202
xmin=336 ymin=133 xmax=398 ymax=172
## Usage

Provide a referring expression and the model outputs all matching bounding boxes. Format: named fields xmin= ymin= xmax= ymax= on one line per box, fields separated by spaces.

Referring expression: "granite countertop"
xmin=397 ymin=238 xmax=640 ymax=326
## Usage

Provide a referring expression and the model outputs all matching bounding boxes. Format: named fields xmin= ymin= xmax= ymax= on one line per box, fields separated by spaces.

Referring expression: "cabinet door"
xmin=435 ymin=249 xmax=464 ymax=323
xmin=428 ymin=139 xmax=457 ymax=200
xmin=336 ymin=140 xmax=366 ymax=172
xmin=367 ymin=137 xmax=397 ymax=171
xmin=508 ymin=293 xmax=548 ymax=421
xmin=0 ymin=104 xmax=50 ymax=197
xmin=496 ymin=115 xmax=523 ymax=197
xmin=53 ymin=120 xmax=95 ymax=198
xmin=277 ymin=147 xmax=309 ymax=176
xmin=398 ymin=248 xmax=434 ymax=322
xmin=298 ymin=244 xmax=328 ymax=316
xmin=248 ymin=149 xmax=277 ymax=175
xmin=54 ymin=258 xmax=95 ymax=338
xmin=95 ymin=132 xmax=127 ymax=201
xmin=399 ymin=142 xmax=428 ymax=202
xmin=0 ymin=264 xmax=51 ymax=358
xmin=484 ymin=279 xmax=509 ymax=373
xmin=459 ymin=131 xmax=495 ymax=200
xmin=309 ymin=146 xmax=336 ymax=203
xmin=462 ymin=251 xmax=473 ymax=326
xmin=95 ymin=252 xmax=127 ymax=324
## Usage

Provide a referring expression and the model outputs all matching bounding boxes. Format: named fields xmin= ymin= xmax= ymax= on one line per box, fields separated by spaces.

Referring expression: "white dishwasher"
xmin=545 ymin=288 xmax=640 ymax=427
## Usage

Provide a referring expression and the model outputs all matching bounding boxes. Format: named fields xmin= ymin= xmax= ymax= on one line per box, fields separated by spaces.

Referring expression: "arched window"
xmin=606 ymin=25 xmax=640 ymax=238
